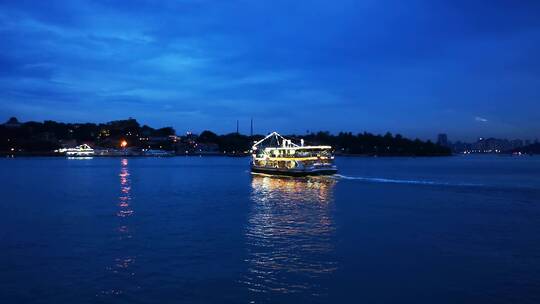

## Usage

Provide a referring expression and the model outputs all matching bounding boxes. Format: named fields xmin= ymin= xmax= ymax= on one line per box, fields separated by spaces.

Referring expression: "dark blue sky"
xmin=1 ymin=0 xmax=539 ymax=141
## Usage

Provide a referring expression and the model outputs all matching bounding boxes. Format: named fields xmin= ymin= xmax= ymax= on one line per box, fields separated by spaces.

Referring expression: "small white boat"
xmin=56 ymin=144 xmax=95 ymax=157
xmin=251 ymin=132 xmax=337 ymax=176
xmin=143 ymin=149 xmax=174 ymax=157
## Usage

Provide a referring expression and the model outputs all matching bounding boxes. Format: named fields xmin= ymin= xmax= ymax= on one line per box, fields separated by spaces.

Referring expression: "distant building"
xmin=450 ymin=141 xmax=471 ymax=153
xmin=36 ymin=132 xmax=56 ymax=142
xmin=195 ymin=143 xmax=220 ymax=154
xmin=471 ymin=137 xmax=513 ymax=153
xmin=148 ymin=136 xmax=171 ymax=143
xmin=437 ymin=133 xmax=448 ymax=147
xmin=174 ymin=141 xmax=194 ymax=154
xmin=510 ymin=139 xmax=523 ymax=150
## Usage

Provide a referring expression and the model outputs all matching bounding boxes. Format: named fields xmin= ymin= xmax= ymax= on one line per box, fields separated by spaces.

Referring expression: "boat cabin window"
xmin=295 ymin=148 xmax=331 ymax=157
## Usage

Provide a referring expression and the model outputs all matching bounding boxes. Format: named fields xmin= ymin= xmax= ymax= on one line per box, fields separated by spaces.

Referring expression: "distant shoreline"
xmin=2 ymin=152 xmax=527 ymax=158
xmin=1 ymin=118 xmax=453 ymax=157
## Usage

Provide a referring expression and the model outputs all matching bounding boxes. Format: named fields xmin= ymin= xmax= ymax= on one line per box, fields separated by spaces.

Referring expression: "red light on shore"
xmin=120 ymin=140 xmax=128 ymax=148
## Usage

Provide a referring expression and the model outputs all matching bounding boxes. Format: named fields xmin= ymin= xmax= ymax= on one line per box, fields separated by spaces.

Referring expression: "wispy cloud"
xmin=475 ymin=116 xmax=488 ymax=123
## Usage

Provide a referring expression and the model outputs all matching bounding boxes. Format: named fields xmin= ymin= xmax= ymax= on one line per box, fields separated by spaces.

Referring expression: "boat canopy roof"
xmin=67 ymin=144 xmax=93 ymax=150
xmin=252 ymin=131 xmax=332 ymax=151
xmin=252 ymin=132 xmax=297 ymax=149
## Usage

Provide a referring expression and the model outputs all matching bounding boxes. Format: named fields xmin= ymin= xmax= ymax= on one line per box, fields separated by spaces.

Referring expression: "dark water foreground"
xmin=1 ymin=156 xmax=539 ymax=303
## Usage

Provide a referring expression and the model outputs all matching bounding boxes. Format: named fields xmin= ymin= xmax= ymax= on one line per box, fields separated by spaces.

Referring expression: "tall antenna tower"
xmin=250 ymin=117 xmax=253 ymax=137
xmin=236 ymin=120 xmax=239 ymax=134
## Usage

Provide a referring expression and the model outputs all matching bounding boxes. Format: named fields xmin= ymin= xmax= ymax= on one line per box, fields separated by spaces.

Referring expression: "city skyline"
xmin=1 ymin=1 xmax=539 ymax=141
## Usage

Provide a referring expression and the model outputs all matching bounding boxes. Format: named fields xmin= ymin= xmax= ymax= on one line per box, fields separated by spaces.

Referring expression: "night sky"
xmin=1 ymin=1 xmax=539 ymax=141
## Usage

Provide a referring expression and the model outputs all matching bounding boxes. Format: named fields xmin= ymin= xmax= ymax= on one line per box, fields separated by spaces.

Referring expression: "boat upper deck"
xmin=252 ymin=132 xmax=335 ymax=160
xmin=263 ymin=146 xmax=332 ymax=151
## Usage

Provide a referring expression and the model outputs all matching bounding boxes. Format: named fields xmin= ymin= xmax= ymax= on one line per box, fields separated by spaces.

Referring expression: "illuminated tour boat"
xmin=251 ymin=132 xmax=337 ymax=176
xmin=56 ymin=144 xmax=95 ymax=157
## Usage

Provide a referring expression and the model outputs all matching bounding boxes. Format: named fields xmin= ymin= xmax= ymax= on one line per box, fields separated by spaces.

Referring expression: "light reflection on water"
xmin=244 ymin=174 xmax=338 ymax=297
xmin=117 ymin=158 xmax=134 ymax=218
xmin=99 ymin=158 xmax=137 ymax=298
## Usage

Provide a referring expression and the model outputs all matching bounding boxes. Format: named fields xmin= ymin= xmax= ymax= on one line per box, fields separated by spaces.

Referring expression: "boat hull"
xmin=251 ymin=166 xmax=337 ymax=177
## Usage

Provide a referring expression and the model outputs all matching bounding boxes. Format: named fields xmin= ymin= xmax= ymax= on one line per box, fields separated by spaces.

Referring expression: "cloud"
xmin=475 ymin=116 xmax=488 ymax=123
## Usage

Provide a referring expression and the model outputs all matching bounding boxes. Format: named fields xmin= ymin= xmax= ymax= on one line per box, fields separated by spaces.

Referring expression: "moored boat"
xmin=56 ymin=144 xmax=95 ymax=157
xmin=143 ymin=149 xmax=174 ymax=157
xmin=251 ymin=132 xmax=337 ymax=176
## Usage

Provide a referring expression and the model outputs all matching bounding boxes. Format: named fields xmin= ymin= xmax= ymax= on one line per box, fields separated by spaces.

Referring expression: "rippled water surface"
xmin=1 ymin=156 xmax=539 ymax=303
